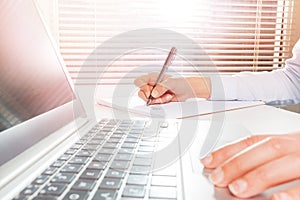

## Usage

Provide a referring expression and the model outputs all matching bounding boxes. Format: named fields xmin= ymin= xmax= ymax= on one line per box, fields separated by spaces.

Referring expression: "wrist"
xmin=186 ymin=77 xmax=211 ymax=99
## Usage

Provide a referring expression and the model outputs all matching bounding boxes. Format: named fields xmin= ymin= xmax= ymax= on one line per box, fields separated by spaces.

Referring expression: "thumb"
xmin=151 ymin=79 xmax=174 ymax=98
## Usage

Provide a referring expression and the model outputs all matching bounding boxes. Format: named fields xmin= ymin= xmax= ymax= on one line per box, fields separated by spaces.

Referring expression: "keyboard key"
xmin=105 ymin=169 xmax=125 ymax=179
xmin=119 ymin=123 xmax=131 ymax=128
xmin=87 ymin=139 xmax=104 ymax=145
xmin=118 ymin=148 xmax=135 ymax=154
xmin=124 ymin=138 xmax=139 ymax=143
xmin=120 ymin=198 xmax=143 ymax=200
xmin=108 ymin=137 xmax=122 ymax=142
xmin=12 ymin=196 xmax=28 ymax=200
xmin=92 ymin=189 xmax=117 ymax=200
xmin=42 ymin=167 xmax=57 ymax=176
xmin=133 ymin=158 xmax=152 ymax=166
xmin=99 ymin=178 xmax=122 ymax=190
xmin=58 ymin=154 xmax=71 ymax=161
xmin=140 ymin=141 xmax=155 ymax=147
xmin=109 ymin=134 xmax=124 ymax=140
xmin=92 ymin=134 xmax=106 ymax=140
xmin=20 ymin=185 xmax=39 ymax=196
xmin=39 ymin=183 xmax=67 ymax=196
xmin=160 ymin=122 xmax=169 ymax=128
xmin=121 ymin=142 xmax=136 ymax=149
xmin=51 ymin=173 xmax=75 ymax=183
xmin=63 ymin=190 xmax=88 ymax=200
xmin=65 ymin=149 xmax=77 ymax=155
xmin=94 ymin=154 xmax=112 ymax=162
xmin=149 ymin=186 xmax=177 ymax=199
xmin=70 ymin=144 xmax=82 ymax=150
xmin=122 ymin=185 xmax=145 ymax=198
xmin=77 ymin=139 xmax=88 ymax=144
xmin=135 ymin=153 xmax=153 ymax=159
xmin=101 ymin=128 xmax=113 ymax=132
xmin=131 ymin=127 xmax=144 ymax=132
xmin=81 ymin=135 xmax=92 ymax=140
xmin=69 ymin=157 xmax=89 ymax=165
xmin=76 ymin=150 xmax=94 ymax=157
xmin=153 ymin=166 xmax=176 ymax=177
xmin=130 ymin=166 xmax=151 ymax=175
xmin=32 ymin=196 xmax=57 ymax=200
xmin=80 ymin=169 xmax=102 ymax=180
xmin=60 ymin=164 xmax=83 ymax=173
xmin=100 ymin=148 xmax=116 ymax=155
xmin=151 ymin=175 xmax=177 ymax=187
xmin=83 ymin=144 xmax=100 ymax=150
xmin=87 ymin=162 xmax=107 ymax=170
xmin=72 ymin=179 xmax=96 ymax=191
xmin=51 ymin=160 xmax=65 ymax=168
xmin=103 ymin=143 xmax=118 ymax=149
xmin=127 ymin=175 xmax=148 ymax=185
xmin=32 ymin=175 xmax=48 ymax=185
xmin=114 ymin=128 xmax=127 ymax=133
xmin=120 ymin=120 xmax=133 ymax=124
xmin=110 ymin=161 xmax=130 ymax=170
xmin=114 ymin=153 xmax=133 ymax=161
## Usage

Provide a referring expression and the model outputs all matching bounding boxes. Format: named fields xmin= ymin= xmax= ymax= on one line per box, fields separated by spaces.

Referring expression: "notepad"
xmin=97 ymin=96 xmax=264 ymax=119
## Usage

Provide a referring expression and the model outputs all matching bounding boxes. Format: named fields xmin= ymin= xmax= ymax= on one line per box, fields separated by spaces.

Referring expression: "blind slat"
xmin=55 ymin=0 xmax=295 ymax=85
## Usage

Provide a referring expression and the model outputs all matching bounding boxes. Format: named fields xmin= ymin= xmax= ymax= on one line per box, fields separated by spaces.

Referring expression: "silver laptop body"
xmin=1 ymin=1 xmax=293 ymax=200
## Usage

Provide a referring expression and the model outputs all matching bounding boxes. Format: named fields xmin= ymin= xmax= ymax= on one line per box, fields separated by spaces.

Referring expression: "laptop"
xmin=0 ymin=1 xmax=292 ymax=200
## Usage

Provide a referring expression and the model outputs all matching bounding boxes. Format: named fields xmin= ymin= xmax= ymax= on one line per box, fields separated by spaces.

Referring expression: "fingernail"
xmin=209 ymin=167 xmax=224 ymax=184
xmin=166 ymin=94 xmax=173 ymax=101
xmin=152 ymin=89 xmax=159 ymax=98
xmin=272 ymin=192 xmax=291 ymax=200
xmin=201 ymin=154 xmax=213 ymax=166
xmin=229 ymin=179 xmax=247 ymax=195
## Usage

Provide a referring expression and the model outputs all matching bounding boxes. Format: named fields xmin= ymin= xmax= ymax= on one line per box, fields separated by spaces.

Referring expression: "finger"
xmin=210 ymin=136 xmax=298 ymax=187
xmin=150 ymin=93 xmax=174 ymax=104
xmin=272 ymin=185 xmax=300 ymax=200
xmin=151 ymin=78 xmax=176 ymax=98
xmin=228 ymin=152 xmax=300 ymax=198
xmin=170 ymin=95 xmax=179 ymax=102
xmin=201 ymin=135 xmax=268 ymax=169
xmin=151 ymin=84 xmax=169 ymax=98
xmin=139 ymin=85 xmax=153 ymax=99
xmin=152 ymin=93 xmax=179 ymax=104
xmin=138 ymin=90 xmax=148 ymax=102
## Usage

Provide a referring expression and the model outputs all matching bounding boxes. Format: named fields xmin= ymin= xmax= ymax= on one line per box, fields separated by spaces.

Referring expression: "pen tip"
xmin=146 ymin=99 xmax=152 ymax=106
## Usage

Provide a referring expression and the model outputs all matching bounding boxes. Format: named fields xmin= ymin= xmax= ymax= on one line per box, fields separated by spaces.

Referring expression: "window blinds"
xmin=56 ymin=0 xmax=294 ymax=85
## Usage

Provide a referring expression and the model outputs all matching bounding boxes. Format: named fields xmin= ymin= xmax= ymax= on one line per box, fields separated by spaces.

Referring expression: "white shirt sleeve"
xmin=210 ymin=39 xmax=300 ymax=104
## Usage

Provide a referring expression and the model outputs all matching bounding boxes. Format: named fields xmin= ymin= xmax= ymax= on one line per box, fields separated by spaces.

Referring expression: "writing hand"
xmin=134 ymin=72 xmax=211 ymax=105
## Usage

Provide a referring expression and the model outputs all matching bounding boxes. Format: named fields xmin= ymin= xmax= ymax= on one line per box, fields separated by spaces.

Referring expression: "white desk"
xmin=94 ymin=103 xmax=300 ymax=199
xmin=96 ymin=104 xmax=300 ymax=134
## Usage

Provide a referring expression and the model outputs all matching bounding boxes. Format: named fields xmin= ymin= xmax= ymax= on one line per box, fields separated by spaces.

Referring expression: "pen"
xmin=147 ymin=47 xmax=177 ymax=106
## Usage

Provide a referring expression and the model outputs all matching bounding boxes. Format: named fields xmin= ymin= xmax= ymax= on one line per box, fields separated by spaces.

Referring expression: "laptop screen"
xmin=0 ymin=1 xmax=73 ymax=132
xmin=0 ymin=1 xmax=86 ymax=166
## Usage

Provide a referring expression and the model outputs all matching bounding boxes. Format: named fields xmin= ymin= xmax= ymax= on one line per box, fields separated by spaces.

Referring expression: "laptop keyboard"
xmin=13 ymin=119 xmax=180 ymax=200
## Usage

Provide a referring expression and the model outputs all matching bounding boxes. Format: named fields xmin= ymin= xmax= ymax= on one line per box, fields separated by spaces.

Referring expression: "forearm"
xmin=210 ymin=40 xmax=300 ymax=103
xmin=210 ymin=69 xmax=300 ymax=103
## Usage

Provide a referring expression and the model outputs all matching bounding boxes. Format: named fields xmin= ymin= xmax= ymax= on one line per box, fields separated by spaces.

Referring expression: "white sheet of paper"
xmin=97 ymin=96 xmax=264 ymax=119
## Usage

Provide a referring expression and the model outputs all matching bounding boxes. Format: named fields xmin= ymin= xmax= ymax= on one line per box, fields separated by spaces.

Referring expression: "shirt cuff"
xmin=209 ymin=75 xmax=237 ymax=100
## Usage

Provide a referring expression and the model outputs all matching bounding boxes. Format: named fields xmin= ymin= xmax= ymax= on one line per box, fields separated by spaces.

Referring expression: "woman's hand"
xmin=134 ymin=73 xmax=211 ymax=104
xmin=201 ymin=133 xmax=300 ymax=199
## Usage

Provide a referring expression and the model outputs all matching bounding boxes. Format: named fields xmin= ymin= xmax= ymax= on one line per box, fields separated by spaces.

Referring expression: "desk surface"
xmin=96 ymin=104 xmax=300 ymax=135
